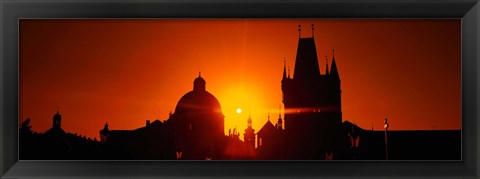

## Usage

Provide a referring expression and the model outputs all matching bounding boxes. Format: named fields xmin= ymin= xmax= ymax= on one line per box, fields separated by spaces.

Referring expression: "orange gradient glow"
xmin=19 ymin=19 xmax=461 ymax=141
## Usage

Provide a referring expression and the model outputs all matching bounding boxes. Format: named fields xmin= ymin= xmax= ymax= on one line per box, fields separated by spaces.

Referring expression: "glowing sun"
xmin=236 ymin=108 xmax=242 ymax=114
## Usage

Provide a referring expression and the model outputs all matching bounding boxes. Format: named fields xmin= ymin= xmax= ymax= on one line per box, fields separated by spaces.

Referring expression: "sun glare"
xmin=216 ymin=83 xmax=271 ymax=140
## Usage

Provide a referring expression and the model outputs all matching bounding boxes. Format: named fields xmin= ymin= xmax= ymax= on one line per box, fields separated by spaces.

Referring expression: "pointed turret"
xmin=330 ymin=49 xmax=339 ymax=79
xmin=325 ymin=56 xmax=329 ymax=75
xmin=282 ymin=58 xmax=287 ymax=79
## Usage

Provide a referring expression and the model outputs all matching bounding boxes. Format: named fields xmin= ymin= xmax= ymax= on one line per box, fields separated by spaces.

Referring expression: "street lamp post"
xmin=384 ymin=118 xmax=389 ymax=160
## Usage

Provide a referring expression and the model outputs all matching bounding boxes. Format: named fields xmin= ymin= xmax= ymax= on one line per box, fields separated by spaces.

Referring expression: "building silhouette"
xmin=281 ymin=30 xmax=342 ymax=159
xmin=20 ymin=111 xmax=101 ymax=160
xmin=169 ymin=73 xmax=225 ymax=160
xmin=256 ymin=115 xmax=285 ymax=160
xmin=96 ymin=74 xmax=226 ymax=160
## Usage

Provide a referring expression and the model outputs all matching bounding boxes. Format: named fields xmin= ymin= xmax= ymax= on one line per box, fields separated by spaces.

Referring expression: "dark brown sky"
xmin=20 ymin=19 xmax=461 ymax=140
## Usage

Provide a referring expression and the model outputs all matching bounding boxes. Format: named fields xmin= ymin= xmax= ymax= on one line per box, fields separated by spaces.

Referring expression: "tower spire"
xmin=326 ymin=56 xmax=329 ymax=75
xmin=311 ymin=24 xmax=314 ymax=38
xmin=292 ymin=26 xmax=321 ymax=81
xmin=330 ymin=48 xmax=339 ymax=79
xmin=283 ymin=58 xmax=287 ymax=79
xmin=277 ymin=104 xmax=283 ymax=130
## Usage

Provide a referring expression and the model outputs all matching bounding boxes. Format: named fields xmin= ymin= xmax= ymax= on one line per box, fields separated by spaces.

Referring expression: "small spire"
xmin=199 ymin=71 xmax=201 ymax=77
xmin=325 ymin=56 xmax=329 ymax=75
xmin=277 ymin=105 xmax=283 ymax=130
xmin=330 ymin=48 xmax=339 ymax=79
xmin=278 ymin=105 xmax=281 ymax=118
xmin=288 ymin=66 xmax=291 ymax=78
xmin=298 ymin=25 xmax=301 ymax=38
xmin=282 ymin=58 xmax=287 ymax=79
xmin=311 ymin=24 xmax=314 ymax=37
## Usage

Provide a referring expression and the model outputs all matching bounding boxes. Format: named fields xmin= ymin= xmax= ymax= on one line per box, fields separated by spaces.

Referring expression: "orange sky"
xmin=19 ymin=19 xmax=461 ymax=140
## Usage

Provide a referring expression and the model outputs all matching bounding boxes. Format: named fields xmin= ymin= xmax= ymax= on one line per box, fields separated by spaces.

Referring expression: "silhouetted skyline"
xmin=20 ymin=19 xmax=460 ymax=141
xmin=19 ymin=23 xmax=461 ymax=160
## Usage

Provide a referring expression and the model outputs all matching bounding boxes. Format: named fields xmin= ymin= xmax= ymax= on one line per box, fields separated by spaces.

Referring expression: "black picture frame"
xmin=1 ymin=0 xmax=479 ymax=178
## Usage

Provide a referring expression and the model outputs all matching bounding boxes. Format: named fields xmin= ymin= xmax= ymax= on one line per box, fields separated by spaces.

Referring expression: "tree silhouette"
xmin=20 ymin=118 xmax=32 ymax=135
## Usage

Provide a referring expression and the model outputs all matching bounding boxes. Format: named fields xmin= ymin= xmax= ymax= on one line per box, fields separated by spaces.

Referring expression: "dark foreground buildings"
xmin=20 ymin=27 xmax=460 ymax=160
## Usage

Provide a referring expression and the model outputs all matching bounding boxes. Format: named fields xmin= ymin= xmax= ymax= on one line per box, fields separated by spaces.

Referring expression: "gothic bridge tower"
xmin=281 ymin=24 xmax=342 ymax=160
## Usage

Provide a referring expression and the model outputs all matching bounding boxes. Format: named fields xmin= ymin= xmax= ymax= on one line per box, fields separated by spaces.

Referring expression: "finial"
xmin=284 ymin=57 xmax=286 ymax=65
xmin=199 ymin=71 xmax=201 ymax=77
xmin=311 ymin=24 xmax=314 ymax=37
xmin=298 ymin=25 xmax=301 ymax=38
xmin=333 ymin=48 xmax=335 ymax=56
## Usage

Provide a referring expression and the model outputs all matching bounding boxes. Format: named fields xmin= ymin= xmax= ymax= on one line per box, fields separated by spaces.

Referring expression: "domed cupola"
xmin=193 ymin=72 xmax=206 ymax=91
xmin=52 ymin=110 xmax=62 ymax=129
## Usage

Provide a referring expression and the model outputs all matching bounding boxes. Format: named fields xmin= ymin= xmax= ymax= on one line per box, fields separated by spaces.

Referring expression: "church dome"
xmin=174 ymin=74 xmax=222 ymax=114
xmin=174 ymin=90 xmax=222 ymax=114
